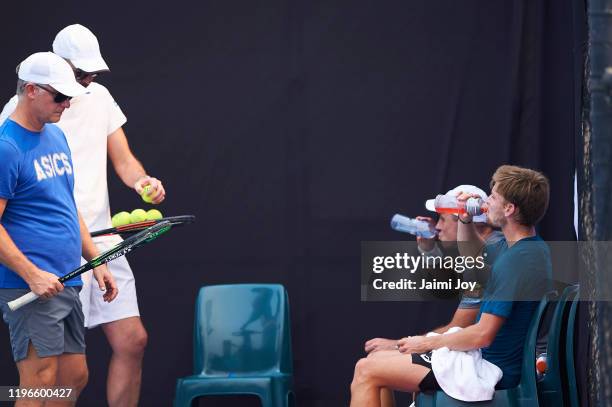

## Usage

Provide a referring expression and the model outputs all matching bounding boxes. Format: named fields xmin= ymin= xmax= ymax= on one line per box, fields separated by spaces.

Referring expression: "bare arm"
xmin=107 ymin=127 xmax=146 ymax=188
xmin=107 ymin=127 xmax=165 ymax=203
xmin=77 ymin=211 xmax=118 ymax=302
xmin=426 ymin=313 xmax=504 ymax=351
xmin=0 ymin=198 xmax=63 ymax=297
xmin=456 ymin=192 xmax=486 ymax=257
xmin=398 ymin=312 xmax=505 ymax=353
xmin=79 ymin=211 xmax=100 ymax=262
xmin=430 ymin=307 xmax=479 ymax=334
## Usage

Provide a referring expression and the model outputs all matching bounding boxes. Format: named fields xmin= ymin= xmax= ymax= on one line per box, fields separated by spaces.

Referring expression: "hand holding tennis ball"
xmin=135 ymin=176 xmax=166 ymax=204
xmin=130 ymin=209 xmax=148 ymax=223
xmin=141 ymin=185 xmax=154 ymax=204
xmin=112 ymin=212 xmax=131 ymax=227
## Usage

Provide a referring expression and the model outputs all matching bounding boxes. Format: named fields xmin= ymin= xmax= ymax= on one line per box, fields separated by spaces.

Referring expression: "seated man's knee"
xmin=352 ymin=358 xmax=373 ymax=386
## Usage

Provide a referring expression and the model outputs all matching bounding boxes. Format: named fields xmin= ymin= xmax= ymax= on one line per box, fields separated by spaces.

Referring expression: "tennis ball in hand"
xmin=146 ymin=209 xmax=163 ymax=220
xmin=129 ymin=209 xmax=148 ymax=224
xmin=141 ymin=185 xmax=154 ymax=203
xmin=112 ymin=211 xmax=131 ymax=227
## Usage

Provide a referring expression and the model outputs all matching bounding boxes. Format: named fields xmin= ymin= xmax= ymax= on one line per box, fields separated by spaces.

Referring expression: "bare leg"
xmin=367 ymin=349 xmax=402 ymax=359
xmin=15 ymin=343 xmax=58 ymax=407
xmin=367 ymin=349 xmax=399 ymax=407
xmin=102 ymin=317 xmax=147 ymax=407
xmin=350 ymin=352 xmax=430 ymax=407
xmin=48 ymin=354 xmax=88 ymax=407
xmin=380 ymin=388 xmax=396 ymax=407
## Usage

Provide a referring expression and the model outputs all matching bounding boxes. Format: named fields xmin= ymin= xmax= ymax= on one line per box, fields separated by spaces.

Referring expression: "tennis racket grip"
xmin=8 ymin=291 xmax=40 ymax=311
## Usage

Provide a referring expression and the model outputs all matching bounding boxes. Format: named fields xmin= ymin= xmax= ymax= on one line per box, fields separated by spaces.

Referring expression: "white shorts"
xmin=79 ymin=237 xmax=140 ymax=328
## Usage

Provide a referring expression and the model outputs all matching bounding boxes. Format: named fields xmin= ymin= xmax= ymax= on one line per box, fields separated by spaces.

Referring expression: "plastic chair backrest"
xmin=193 ymin=284 xmax=293 ymax=377
xmin=515 ymin=291 xmax=557 ymax=400
xmin=537 ymin=285 xmax=579 ymax=405
xmin=565 ymin=287 xmax=580 ymax=407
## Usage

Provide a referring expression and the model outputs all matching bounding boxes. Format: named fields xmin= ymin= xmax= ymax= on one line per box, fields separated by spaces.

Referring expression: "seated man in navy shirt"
xmin=350 ymin=165 xmax=552 ymax=406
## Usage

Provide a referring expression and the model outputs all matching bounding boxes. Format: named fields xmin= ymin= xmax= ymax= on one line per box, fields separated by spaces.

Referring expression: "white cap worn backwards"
xmin=425 ymin=184 xmax=489 ymax=223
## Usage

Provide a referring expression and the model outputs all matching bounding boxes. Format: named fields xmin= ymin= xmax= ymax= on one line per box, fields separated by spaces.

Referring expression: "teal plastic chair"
xmin=537 ymin=285 xmax=579 ymax=407
xmin=174 ymin=284 xmax=295 ymax=407
xmin=564 ymin=287 xmax=580 ymax=407
xmin=415 ymin=292 xmax=555 ymax=407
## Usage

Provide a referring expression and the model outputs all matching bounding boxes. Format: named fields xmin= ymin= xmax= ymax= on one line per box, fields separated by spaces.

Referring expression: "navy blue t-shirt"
xmin=476 ymin=235 xmax=551 ymax=389
xmin=0 ymin=119 xmax=81 ymax=287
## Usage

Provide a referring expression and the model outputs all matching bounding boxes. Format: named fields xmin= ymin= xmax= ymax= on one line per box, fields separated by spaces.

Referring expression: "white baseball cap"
xmin=18 ymin=52 xmax=86 ymax=97
xmin=53 ymin=24 xmax=109 ymax=73
xmin=425 ymin=184 xmax=489 ymax=223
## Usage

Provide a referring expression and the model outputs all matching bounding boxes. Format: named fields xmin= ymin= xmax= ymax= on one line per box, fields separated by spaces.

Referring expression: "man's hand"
xmin=456 ymin=192 xmax=481 ymax=223
xmin=397 ymin=335 xmax=432 ymax=354
xmin=134 ymin=176 xmax=166 ymax=204
xmin=416 ymin=216 xmax=436 ymax=252
xmin=27 ymin=268 xmax=64 ymax=298
xmin=92 ymin=265 xmax=118 ymax=302
xmin=364 ymin=337 xmax=399 ymax=353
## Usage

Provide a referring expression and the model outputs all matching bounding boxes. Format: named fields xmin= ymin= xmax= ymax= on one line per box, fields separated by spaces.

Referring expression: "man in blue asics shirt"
xmin=0 ymin=52 xmax=117 ymax=405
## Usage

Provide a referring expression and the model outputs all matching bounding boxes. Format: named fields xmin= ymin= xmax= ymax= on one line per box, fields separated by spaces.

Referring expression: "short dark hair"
xmin=490 ymin=165 xmax=550 ymax=226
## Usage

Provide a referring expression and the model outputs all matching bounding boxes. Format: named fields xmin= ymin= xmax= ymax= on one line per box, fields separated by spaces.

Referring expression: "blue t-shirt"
xmin=476 ymin=235 xmax=551 ymax=389
xmin=0 ymin=119 xmax=81 ymax=288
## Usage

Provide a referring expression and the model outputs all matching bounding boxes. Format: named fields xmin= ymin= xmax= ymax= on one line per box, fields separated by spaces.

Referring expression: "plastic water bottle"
xmin=536 ymin=352 xmax=547 ymax=380
xmin=433 ymin=194 xmax=487 ymax=216
xmin=390 ymin=214 xmax=437 ymax=238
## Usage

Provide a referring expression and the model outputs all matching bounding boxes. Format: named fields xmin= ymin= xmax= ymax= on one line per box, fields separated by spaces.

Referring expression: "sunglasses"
xmin=34 ymin=84 xmax=72 ymax=103
xmin=74 ymin=69 xmax=98 ymax=81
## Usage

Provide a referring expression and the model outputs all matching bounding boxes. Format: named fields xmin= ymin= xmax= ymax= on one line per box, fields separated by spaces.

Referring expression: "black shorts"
xmin=411 ymin=352 xmax=442 ymax=391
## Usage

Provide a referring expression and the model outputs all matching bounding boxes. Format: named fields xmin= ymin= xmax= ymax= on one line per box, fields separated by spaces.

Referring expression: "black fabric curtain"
xmin=0 ymin=1 xmax=582 ymax=405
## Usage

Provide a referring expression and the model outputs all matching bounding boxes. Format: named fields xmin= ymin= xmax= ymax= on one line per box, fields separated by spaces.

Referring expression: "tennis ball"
xmin=141 ymin=185 xmax=154 ymax=204
xmin=112 ymin=211 xmax=131 ymax=227
xmin=146 ymin=209 xmax=163 ymax=220
xmin=129 ymin=209 xmax=148 ymax=224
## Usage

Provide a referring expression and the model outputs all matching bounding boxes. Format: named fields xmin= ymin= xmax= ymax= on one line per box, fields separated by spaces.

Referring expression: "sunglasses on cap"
xmin=34 ymin=84 xmax=72 ymax=103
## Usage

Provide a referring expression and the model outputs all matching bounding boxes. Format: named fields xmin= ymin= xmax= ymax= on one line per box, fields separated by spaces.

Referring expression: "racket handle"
xmin=8 ymin=291 xmax=40 ymax=311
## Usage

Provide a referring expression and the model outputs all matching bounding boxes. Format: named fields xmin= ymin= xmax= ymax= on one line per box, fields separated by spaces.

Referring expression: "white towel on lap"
xmin=428 ymin=327 xmax=503 ymax=402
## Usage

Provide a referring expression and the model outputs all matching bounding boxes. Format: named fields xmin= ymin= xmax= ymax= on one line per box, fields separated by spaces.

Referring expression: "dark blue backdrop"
xmin=0 ymin=1 xmax=581 ymax=405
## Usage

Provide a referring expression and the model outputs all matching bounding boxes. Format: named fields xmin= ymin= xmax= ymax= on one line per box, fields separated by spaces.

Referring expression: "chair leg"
xmin=256 ymin=387 xmax=274 ymax=407
xmin=271 ymin=389 xmax=292 ymax=407
xmin=173 ymin=388 xmax=193 ymax=407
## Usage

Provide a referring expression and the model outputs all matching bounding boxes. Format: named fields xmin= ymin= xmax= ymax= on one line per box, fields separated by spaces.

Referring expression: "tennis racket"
xmin=90 ymin=215 xmax=195 ymax=237
xmin=8 ymin=221 xmax=173 ymax=311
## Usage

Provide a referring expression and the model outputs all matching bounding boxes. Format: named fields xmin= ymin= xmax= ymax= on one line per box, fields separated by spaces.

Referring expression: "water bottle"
xmin=536 ymin=352 xmax=547 ymax=380
xmin=433 ymin=194 xmax=487 ymax=216
xmin=390 ymin=214 xmax=437 ymax=238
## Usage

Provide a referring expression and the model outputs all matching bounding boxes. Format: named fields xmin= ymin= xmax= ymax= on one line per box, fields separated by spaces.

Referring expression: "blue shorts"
xmin=0 ymin=287 xmax=85 ymax=362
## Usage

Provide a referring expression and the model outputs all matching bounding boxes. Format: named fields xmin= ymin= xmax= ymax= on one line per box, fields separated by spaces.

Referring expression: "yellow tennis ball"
xmin=112 ymin=211 xmax=131 ymax=227
xmin=141 ymin=185 xmax=154 ymax=204
xmin=130 ymin=209 xmax=148 ymax=224
xmin=146 ymin=209 xmax=163 ymax=220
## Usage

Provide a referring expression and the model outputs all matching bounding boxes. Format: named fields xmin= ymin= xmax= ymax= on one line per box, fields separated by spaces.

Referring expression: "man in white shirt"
xmin=0 ymin=24 xmax=165 ymax=407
